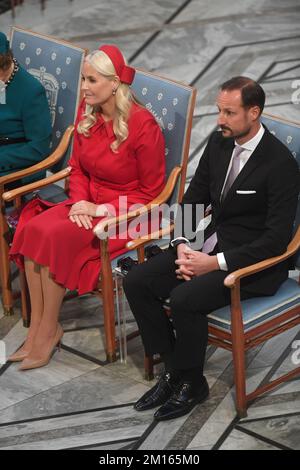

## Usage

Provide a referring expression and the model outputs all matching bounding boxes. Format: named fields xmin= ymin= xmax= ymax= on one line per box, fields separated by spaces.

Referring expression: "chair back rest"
xmin=261 ymin=113 xmax=300 ymax=268
xmin=10 ymin=27 xmax=86 ymax=171
xmin=131 ymin=69 xmax=196 ymax=209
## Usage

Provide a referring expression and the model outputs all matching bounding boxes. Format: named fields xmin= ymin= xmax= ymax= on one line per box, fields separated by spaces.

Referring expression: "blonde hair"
xmin=77 ymin=50 xmax=137 ymax=152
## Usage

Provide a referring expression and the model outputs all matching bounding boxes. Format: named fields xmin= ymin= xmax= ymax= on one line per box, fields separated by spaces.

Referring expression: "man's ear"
xmin=250 ymin=105 xmax=261 ymax=121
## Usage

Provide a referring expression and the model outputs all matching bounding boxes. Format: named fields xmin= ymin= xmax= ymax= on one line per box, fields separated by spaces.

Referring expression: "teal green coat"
xmin=0 ymin=65 xmax=52 ymax=184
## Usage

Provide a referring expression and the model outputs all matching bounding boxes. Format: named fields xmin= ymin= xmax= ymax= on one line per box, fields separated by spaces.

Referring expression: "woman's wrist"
xmin=95 ymin=204 xmax=109 ymax=217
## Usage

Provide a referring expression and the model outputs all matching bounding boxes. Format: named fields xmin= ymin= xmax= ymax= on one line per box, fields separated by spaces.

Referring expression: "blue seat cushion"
xmin=161 ymin=278 xmax=299 ymax=333
xmin=207 ymin=278 xmax=300 ymax=332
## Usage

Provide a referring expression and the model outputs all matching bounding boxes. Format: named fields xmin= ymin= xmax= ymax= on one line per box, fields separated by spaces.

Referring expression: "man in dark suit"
xmin=123 ymin=76 xmax=300 ymax=421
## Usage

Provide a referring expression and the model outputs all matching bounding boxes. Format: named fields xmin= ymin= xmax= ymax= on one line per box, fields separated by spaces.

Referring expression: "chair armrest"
xmin=2 ymin=167 xmax=71 ymax=202
xmin=93 ymin=166 xmax=182 ymax=238
xmin=0 ymin=125 xmax=74 ymax=187
xmin=224 ymin=226 xmax=300 ymax=289
xmin=125 ymin=224 xmax=174 ymax=250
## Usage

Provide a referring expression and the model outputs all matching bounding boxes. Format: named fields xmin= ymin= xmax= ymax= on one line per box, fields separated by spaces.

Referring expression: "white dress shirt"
xmin=217 ymin=123 xmax=265 ymax=270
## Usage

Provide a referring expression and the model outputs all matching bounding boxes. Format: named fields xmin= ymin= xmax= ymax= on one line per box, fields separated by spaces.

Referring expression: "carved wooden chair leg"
xmin=0 ymin=202 xmax=13 ymax=316
xmin=232 ymin=334 xmax=248 ymax=418
xmin=144 ymin=355 xmax=154 ymax=381
xmin=100 ymin=239 xmax=117 ymax=363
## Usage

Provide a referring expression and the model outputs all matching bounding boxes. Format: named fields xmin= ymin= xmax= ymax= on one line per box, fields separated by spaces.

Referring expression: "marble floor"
xmin=1 ymin=0 xmax=300 ymax=451
xmin=1 ymin=291 xmax=300 ymax=451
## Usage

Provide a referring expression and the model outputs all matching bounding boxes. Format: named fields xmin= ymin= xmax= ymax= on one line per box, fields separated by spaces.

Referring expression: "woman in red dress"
xmin=9 ymin=44 xmax=165 ymax=370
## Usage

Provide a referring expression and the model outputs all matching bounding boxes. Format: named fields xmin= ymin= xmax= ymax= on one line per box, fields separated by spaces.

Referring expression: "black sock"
xmin=181 ymin=367 xmax=204 ymax=386
xmin=160 ymin=352 xmax=181 ymax=380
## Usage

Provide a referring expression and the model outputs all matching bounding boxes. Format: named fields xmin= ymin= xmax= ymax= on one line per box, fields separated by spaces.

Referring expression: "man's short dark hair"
xmin=220 ymin=76 xmax=265 ymax=115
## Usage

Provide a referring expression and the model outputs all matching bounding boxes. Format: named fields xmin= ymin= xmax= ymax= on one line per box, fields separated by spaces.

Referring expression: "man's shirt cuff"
xmin=170 ymin=237 xmax=191 ymax=248
xmin=217 ymin=252 xmax=228 ymax=271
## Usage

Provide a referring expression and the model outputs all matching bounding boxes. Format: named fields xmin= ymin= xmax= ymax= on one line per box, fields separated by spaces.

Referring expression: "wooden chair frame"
xmin=2 ymin=70 xmax=197 ymax=362
xmin=0 ymin=126 xmax=74 ymax=322
xmin=0 ymin=26 xmax=87 ymax=320
xmin=128 ymin=112 xmax=300 ymax=416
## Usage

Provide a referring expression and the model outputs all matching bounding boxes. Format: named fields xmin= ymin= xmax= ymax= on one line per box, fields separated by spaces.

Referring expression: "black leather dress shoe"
xmin=134 ymin=372 xmax=180 ymax=411
xmin=153 ymin=377 xmax=209 ymax=421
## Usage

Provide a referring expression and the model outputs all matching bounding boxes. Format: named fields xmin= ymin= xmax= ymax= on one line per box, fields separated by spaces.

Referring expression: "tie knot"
xmin=233 ymin=145 xmax=244 ymax=158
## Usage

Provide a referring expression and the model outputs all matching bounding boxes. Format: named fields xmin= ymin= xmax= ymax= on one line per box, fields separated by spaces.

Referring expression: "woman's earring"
xmin=112 ymin=89 xmax=116 ymax=95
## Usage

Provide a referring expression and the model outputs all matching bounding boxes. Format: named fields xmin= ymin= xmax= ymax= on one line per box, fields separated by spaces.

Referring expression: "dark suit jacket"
xmin=176 ymin=126 xmax=300 ymax=295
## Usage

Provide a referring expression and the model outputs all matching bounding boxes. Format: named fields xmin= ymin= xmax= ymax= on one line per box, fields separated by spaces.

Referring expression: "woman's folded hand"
xmin=69 ymin=213 xmax=93 ymax=229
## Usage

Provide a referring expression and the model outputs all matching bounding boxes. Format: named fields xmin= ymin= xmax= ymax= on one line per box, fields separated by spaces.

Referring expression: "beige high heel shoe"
xmin=8 ymin=347 xmax=30 ymax=362
xmin=19 ymin=324 xmax=64 ymax=371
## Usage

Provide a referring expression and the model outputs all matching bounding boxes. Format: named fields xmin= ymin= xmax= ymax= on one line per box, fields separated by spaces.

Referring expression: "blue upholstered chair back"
xmin=10 ymin=27 xmax=85 ymax=172
xmin=261 ymin=114 xmax=300 ymax=268
xmin=131 ymin=69 xmax=195 ymax=207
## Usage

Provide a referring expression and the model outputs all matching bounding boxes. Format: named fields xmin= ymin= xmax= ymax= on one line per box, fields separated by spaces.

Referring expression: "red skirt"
xmin=9 ymin=198 xmax=130 ymax=295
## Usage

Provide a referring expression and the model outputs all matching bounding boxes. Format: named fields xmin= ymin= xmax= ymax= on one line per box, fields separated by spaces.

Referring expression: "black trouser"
xmin=123 ymin=249 xmax=254 ymax=374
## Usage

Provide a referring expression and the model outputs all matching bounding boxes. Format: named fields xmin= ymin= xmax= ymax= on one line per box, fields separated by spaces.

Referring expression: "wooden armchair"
xmin=131 ymin=113 xmax=300 ymax=416
xmin=0 ymin=27 xmax=86 ymax=321
xmin=3 ymin=68 xmax=197 ymax=362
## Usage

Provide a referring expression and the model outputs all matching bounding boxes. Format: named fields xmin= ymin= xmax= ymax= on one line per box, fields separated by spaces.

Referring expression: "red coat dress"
xmin=10 ymin=101 xmax=165 ymax=294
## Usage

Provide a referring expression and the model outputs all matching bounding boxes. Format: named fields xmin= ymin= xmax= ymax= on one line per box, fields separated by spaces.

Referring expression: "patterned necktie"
xmin=221 ymin=144 xmax=244 ymax=202
xmin=202 ymin=145 xmax=244 ymax=254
